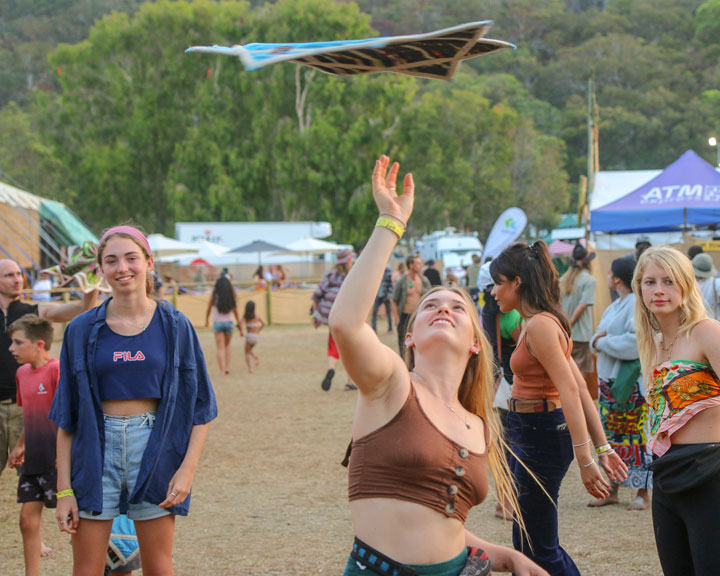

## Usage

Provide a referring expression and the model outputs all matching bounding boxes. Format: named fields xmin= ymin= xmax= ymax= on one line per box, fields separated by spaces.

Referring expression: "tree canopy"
xmin=1 ymin=0 xmax=718 ymax=245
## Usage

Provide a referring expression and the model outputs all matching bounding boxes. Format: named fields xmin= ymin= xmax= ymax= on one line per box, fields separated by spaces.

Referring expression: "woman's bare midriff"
xmin=350 ymin=498 xmax=466 ymax=564
xmin=671 ymin=404 xmax=720 ymax=445
xmin=102 ymin=398 xmax=159 ymax=417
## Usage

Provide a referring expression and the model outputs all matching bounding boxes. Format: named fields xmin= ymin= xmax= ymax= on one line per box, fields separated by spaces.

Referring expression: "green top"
xmin=499 ymin=309 xmax=522 ymax=339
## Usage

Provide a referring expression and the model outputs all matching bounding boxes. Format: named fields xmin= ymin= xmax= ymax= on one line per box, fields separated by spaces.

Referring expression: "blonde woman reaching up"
xmin=330 ymin=155 xmax=548 ymax=576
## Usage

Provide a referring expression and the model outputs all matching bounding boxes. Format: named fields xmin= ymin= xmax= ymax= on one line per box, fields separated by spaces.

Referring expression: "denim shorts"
xmin=79 ymin=412 xmax=170 ymax=521
xmin=213 ymin=321 xmax=234 ymax=333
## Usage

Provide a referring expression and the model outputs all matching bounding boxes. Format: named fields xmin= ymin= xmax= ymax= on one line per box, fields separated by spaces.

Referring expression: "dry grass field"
xmin=1 ymin=324 xmax=661 ymax=575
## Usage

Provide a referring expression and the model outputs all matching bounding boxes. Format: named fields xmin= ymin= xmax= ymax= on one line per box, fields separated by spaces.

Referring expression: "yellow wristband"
xmin=56 ymin=489 xmax=75 ymax=499
xmin=376 ymin=216 xmax=405 ymax=239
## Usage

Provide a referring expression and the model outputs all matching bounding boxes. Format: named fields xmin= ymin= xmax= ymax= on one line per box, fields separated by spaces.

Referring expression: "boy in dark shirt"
xmin=8 ymin=315 xmax=59 ymax=576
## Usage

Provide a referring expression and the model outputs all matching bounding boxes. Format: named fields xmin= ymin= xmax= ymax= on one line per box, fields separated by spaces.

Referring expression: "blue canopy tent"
xmin=591 ymin=150 xmax=720 ymax=233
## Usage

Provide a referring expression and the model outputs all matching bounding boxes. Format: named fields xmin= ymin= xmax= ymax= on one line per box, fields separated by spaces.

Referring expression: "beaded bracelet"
xmin=56 ymin=489 xmax=75 ymax=499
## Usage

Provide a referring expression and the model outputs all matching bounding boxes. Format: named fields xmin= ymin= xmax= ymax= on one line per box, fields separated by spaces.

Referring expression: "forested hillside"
xmin=1 ymin=0 xmax=718 ymax=243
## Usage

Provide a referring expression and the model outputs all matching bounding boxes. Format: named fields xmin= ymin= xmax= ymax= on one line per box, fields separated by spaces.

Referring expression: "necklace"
xmin=660 ymin=330 xmax=680 ymax=360
xmin=446 ymin=403 xmax=472 ymax=429
xmin=109 ymin=301 xmax=153 ymax=332
xmin=411 ymin=372 xmax=471 ymax=429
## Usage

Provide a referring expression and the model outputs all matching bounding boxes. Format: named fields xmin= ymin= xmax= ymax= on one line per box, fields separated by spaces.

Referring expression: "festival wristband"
xmin=595 ymin=443 xmax=613 ymax=455
xmin=379 ymin=213 xmax=408 ymax=227
xmin=376 ymin=216 xmax=405 ymax=239
xmin=56 ymin=489 xmax=75 ymax=499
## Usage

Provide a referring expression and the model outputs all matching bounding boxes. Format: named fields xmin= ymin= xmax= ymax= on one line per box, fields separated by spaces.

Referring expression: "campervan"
xmin=416 ymin=228 xmax=483 ymax=279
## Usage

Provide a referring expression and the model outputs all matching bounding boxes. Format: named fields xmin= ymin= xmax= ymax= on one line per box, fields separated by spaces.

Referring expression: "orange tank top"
xmin=342 ymin=382 xmax=489 ymax=523
xmin=510 ymin=312 xmax=571 ymax=400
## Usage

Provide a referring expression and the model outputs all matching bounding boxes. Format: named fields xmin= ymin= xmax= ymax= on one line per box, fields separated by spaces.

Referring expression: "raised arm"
xmin=329 ymin=156 xmax=414 ymax=399
xmin=39 ymin=289 xmax=97 ymax=323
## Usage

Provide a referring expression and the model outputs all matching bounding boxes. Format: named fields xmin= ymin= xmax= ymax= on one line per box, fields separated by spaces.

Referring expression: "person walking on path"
xmin=490 ymin=241 xmax=627 ymax=575
xmin=50 ymin=225 xmax=217 ymax=575
xmin=312 ymin=249 xmax=356 ymax=391
xmin=332 ymin=154 xmax=549 ymax=576
xmin=634 ymin=246 xmax=720 ymax=575
xmin=467 ymin=254 xmax=482 ymax=307
xmin=205 ymin=276 xmax=243 ymax=375
xmin=560 ymin=243 xmax=597 ymax=398
xmin=0 ymin=259 xmax=97 ymax=478
xmin=371 ymin=264 xmax=393 ymax=334
xmin=392 ymin=254 xmax=430 ymax=357
xmin=589 ymin=257 xmax=652 ymax=511
xmin=240 ymin=300 xmax=265 ymax=374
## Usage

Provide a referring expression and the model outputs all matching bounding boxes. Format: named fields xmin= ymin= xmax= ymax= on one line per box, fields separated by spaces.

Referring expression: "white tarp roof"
xmin=590 ymin=170 xmax=681 ymax=249
xmin=0 ymin=181 xmax=42 ymax=211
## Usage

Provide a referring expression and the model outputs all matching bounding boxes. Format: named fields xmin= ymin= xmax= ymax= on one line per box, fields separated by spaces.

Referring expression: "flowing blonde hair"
xmin=403 ymin=286 xmax=529 ymax=537
xmin=632 ymin=246 xmax=708 ymax=374
xmin=559 ymin=264 xmax=590 ymax=296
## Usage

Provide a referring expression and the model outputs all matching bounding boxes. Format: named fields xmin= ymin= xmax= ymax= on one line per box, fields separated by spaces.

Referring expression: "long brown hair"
xmin=490 ymin=241 xmax=571 ymax=334
xmin=403 ymin=287 xmax=529 ymax=537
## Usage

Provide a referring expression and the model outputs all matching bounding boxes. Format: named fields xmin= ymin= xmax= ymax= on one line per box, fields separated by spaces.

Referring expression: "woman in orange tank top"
xmin=330 ymin=155 xmax=548 ymax=576
xmin=489 ymin=242 xmax=627 ymax=576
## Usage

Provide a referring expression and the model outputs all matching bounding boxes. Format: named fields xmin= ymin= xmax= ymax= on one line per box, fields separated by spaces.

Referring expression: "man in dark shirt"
xmin=0 ymin=259 xmax=97 ymax=476
xmin=423 ymin=259 xmax=442 ymax=286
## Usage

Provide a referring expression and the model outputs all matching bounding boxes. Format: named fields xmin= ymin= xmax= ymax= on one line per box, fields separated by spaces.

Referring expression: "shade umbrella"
xmin=227 ymin=239 xmax=288 ymax=265
xmin=548 ymin=238 xmax=585 ymax=257
xmin=273 ymin=236 xmax=346 ymax=256
xmin=147 ymin=234 xmax=199 ymax=258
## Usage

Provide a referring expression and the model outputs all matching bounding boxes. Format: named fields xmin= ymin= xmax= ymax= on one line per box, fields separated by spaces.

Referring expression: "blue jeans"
xmin=79 ymin=412 xmax=170 ymax=521
xmin=371 ymin=297 xmax=393 ymax=333
xmin=508 ymin=409 xmax=580 ymax=576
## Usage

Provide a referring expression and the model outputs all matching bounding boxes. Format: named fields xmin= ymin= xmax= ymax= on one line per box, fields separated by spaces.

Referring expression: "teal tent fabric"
xmin=40 ymin=200 xmax=98 ymax=247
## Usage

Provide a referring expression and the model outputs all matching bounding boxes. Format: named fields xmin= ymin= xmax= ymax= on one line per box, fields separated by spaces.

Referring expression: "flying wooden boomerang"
xmin=186 ymin=21 xmax=513 ymax=81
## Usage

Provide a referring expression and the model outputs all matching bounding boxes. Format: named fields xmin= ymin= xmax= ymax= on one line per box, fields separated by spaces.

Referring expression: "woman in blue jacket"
xmin=51 ymin=226 xmax=217 ymax=575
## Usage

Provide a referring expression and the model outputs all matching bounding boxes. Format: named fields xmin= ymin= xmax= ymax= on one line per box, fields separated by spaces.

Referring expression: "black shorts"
xmin=17 ymin=470 xmax=57 ymax=508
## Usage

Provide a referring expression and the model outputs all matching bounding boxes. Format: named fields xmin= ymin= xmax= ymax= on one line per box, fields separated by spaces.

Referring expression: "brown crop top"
xmin=341 ymin=382 xmax=489 ymax=523
xmin=510 ymin=312 xmax=571 ymax=400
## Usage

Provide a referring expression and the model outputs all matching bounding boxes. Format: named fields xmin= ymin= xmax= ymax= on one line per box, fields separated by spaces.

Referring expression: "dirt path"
xmin=0 ymin=324 xmax=660 ymax=575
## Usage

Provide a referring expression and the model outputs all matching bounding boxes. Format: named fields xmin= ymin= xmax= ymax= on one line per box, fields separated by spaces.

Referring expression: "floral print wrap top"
xmin=648 ymin=360 xmax=720 ymax=456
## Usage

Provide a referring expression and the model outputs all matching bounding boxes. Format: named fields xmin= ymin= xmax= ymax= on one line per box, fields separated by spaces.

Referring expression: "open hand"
xmin=372 ymin=155 xmax=414 ymax=225
xmin=600 ymin=451 xmax=629 ymax=483
xmin=580 ymin=460 xmax=611 ymax=499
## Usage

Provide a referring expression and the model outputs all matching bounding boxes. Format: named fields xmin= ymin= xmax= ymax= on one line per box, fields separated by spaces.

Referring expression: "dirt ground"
xmin=0 ymin=324 xmax=661 ymax=575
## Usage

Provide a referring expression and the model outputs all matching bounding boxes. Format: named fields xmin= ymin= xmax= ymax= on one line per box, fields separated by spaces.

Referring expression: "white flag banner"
xmin=482 ymin=207 xmax=527 ymax=260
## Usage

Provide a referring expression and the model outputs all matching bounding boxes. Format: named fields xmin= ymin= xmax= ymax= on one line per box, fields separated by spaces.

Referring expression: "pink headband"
xmin=99 ymin=226 xmax=152 ymax=256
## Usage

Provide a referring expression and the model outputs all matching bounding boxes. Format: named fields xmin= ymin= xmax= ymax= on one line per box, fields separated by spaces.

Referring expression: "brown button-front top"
xmin=343 ymin=382 xmax=489 ymax=523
